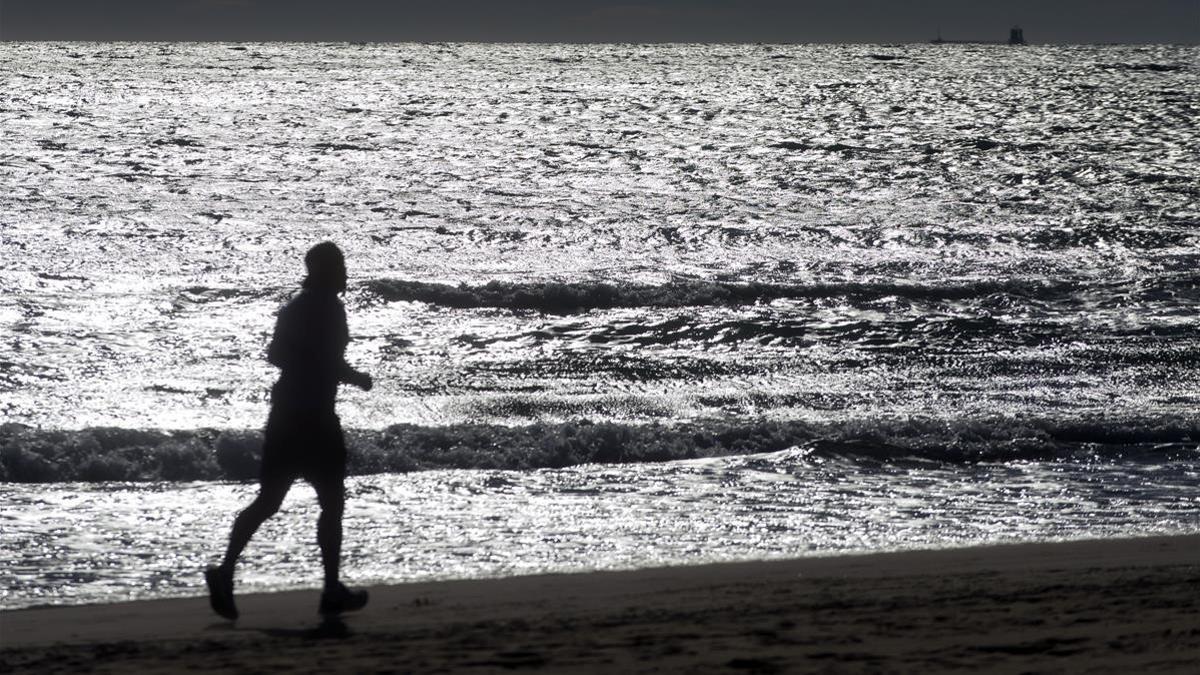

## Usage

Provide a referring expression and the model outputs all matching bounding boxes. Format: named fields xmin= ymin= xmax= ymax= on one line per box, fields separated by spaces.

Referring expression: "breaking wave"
xmin=2 ymin=417 xmax=1195 ymax=484
xmin=363 ymin=278 xmax=1080 ymax=313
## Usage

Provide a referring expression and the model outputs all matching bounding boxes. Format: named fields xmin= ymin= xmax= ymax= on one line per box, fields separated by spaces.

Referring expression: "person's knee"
xmin=317 ymin=488 xmax=344 ymax=518
xmin=320 ymin=496 xmax=344 ymax=519
xmin=251 ymin=488 xmax=287 ymax=518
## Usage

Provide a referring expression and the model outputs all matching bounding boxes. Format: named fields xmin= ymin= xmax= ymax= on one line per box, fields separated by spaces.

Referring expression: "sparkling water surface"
xmin=4 ymin=448 xmax=1197 ymax=610
xmin=1 ymin=42 xmax=1198 ymax=609
xmin=2 ymin=41 xmax=1197 ymax=429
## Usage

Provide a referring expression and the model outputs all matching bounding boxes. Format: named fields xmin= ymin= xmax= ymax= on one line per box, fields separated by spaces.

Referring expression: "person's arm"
xmin=266 ymin=306 xmax=292 ymax=370
xmin=334 ymin=302 xmax=373 ymax=391
xmin=338 ymin=359 xmax=372 ymax=390
xmin=340 ymin=363 xmax=373 ymax=391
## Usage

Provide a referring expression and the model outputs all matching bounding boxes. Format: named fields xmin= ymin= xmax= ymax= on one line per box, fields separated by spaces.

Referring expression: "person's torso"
xmin=269 ymin=290 xmax=348 ymax=411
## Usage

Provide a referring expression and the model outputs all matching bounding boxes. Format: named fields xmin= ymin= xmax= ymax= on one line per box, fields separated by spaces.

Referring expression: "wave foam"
xmin=1 ymin=417 xmax=1194 ymax=483
xmin=362 ymin=278 xmax=1074 ymax=313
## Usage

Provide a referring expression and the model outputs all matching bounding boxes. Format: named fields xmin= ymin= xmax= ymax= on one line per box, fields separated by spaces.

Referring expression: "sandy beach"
xmin=2 ymin=534 xmax=1197 ymax=673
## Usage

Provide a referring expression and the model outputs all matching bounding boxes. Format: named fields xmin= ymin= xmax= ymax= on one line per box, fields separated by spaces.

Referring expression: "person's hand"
xmin=354 ymin=371 xmax=373 ymax=392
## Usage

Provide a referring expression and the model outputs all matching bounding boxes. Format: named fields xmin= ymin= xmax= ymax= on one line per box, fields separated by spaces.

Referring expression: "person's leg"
xmin=313 ymin=473 xmax=345 ymax=589
xmin=308 ymin=414 xmax=365 ymax=614
xmin=312 ymin=469 xmax=367 ymax=614
xmin=207 ymin=475 xmax=290 ymax=620
xmin=221 ymin=477 xmax=291 ymax=572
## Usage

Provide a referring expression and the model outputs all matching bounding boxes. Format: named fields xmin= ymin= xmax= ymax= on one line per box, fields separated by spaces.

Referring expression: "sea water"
xmin=1 ymin=42 xmax=1198 ymax=609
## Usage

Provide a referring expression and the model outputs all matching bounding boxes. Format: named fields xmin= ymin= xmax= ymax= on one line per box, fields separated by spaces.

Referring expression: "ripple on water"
xmin=0 ymin=43 xmax=1197 ymax=429
xmin=2 ymin=448 xmax=1197 ymax=609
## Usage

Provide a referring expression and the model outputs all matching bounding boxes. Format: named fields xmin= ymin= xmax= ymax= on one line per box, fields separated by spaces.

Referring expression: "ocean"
xmin=1 ymin=41 xmax=1197 ymax=610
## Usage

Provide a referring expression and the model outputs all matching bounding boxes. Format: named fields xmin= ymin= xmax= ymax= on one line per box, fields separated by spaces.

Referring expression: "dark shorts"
xmin=260 ymin=407 xmax=346 ymax=492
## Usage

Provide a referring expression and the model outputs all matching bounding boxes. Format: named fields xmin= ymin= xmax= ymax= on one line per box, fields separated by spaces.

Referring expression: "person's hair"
xmin=303 ymin=242 xmax=345 ymax=290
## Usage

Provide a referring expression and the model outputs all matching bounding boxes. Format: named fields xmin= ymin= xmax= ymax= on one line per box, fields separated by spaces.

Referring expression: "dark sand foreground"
xmin=3 ymin=535 xmax=1198 ymax=673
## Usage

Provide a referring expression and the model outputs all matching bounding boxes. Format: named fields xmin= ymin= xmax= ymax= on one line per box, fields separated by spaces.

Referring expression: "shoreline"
xmin=3 ymin=534 xmax=1198 ymax=672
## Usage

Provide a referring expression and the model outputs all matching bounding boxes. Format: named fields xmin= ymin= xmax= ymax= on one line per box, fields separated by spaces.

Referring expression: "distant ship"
xmin=931 ymin=26 xmax=1027 ymax=45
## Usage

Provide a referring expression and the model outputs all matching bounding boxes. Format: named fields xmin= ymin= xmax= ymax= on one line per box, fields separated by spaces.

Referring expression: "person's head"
xmin=303 ymin=241 xmax=347 ymax=293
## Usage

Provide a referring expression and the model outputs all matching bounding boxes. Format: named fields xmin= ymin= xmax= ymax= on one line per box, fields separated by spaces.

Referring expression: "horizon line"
xmin=1 ymin=38 xmax=1197 ymax=46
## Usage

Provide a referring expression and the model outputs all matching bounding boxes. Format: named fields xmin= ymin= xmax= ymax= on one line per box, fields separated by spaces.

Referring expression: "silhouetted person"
xmin=206 ymin=242 xmax=373 ymax=620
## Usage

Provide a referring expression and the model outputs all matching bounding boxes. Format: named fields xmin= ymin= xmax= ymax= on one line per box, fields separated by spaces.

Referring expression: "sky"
xmin=0 ymin=0 xmax=1197 ymax=43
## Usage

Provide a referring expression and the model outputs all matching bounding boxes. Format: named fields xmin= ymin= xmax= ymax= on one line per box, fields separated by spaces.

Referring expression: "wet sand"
xmin=2 ymin=535 xmax=1198 ymax=673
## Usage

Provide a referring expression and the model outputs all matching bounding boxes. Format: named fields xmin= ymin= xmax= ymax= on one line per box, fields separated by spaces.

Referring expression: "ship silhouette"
xmin=932 ymin=26 xmax=1027 ymax=45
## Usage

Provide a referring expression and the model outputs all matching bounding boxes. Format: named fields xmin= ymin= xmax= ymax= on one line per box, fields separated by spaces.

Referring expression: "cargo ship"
xmin=932 ymin=26 xmax=1027 ymax=45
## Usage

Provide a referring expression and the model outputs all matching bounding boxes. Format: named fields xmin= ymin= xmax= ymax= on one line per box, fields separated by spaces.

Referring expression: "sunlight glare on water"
xmin=1 ymin=42 xmax=1197 ymax=430
xmin=2 ymin=448 xmax=1197 ymax=609
xmin=1 ymin=42 xmax=1198 ymax=610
